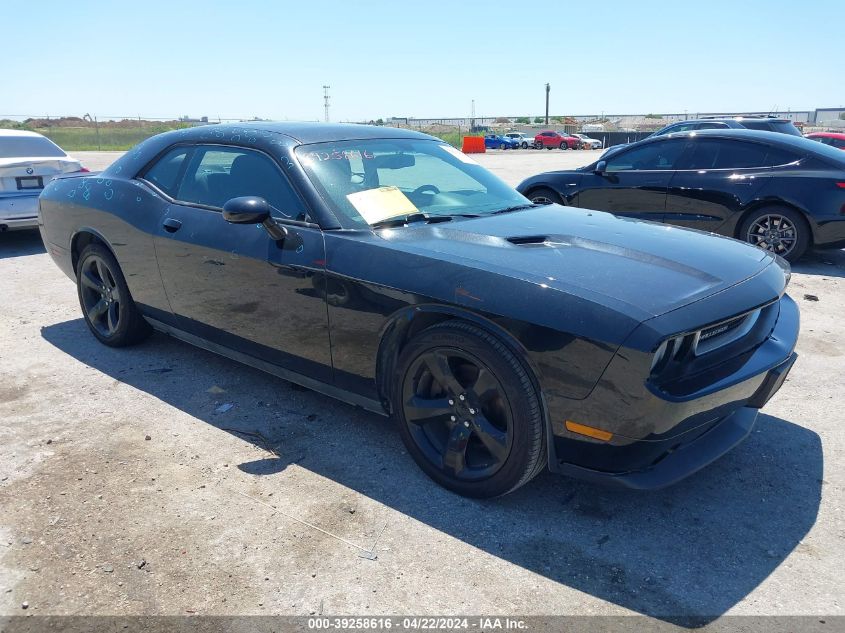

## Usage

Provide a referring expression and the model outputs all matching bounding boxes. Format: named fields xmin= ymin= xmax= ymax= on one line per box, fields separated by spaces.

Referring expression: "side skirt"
xmin=145 ymin=317 xmax=388 ymax=417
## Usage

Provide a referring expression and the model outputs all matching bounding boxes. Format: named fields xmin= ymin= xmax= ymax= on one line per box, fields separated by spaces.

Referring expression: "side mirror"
xmin=594 ymin=160 xmax=607 ymax=175
xmin=222 ymin=196 xmax=270 ymax=224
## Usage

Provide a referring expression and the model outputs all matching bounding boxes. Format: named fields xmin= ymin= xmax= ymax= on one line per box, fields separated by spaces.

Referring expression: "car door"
xmin=576 ymin=138 xmax=687 ymax=222
xmin=665 ymin=138 xmax=795 ymax=234
xmin=145 ymin=144 xmax=333 ymax=381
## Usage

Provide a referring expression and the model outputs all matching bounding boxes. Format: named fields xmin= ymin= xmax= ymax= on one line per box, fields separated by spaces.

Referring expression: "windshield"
xmin=0 ymin=135 xmax=67 ymax=159
xmin=296 ymin=139 xmax=529 ymax=227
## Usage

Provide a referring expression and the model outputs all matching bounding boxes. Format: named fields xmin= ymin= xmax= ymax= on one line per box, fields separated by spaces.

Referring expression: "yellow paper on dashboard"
xmin=346 ymin=186 xmax=418 ymax=224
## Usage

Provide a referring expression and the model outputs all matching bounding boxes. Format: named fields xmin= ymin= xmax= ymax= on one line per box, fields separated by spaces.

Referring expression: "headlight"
xmin=650 ymin=340 xmax=669 ymax=371
xmin=650 ymin=334 xmax=687 ymax=372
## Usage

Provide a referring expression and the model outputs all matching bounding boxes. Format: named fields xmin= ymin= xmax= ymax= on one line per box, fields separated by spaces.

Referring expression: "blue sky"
xmin=5 ymin=0 xmax=843 ymax=121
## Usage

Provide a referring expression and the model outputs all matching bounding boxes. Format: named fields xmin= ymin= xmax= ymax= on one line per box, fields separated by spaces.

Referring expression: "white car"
xmin=572 ymin=133 xmax=603 ymax=150
xmin=504 ymin=132 xmax=533 ymax=149
xmin=1 ymin=130 xmax=85 ymax=231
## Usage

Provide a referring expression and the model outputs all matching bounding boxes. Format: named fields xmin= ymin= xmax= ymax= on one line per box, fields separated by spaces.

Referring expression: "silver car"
xmin=504 ymin=132 xmax=533 ymax=149
xmin=572 ymin=133 xmax=603 ymax=150
xmin=1 ymin=130 xmax=84 ymax=231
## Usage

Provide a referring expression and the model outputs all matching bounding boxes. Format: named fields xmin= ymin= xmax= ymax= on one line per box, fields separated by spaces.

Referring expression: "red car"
xmin=533 ymin=130 xmax=581 ymax=150
xmin=806 ymin=132 xmax=845 ymax=150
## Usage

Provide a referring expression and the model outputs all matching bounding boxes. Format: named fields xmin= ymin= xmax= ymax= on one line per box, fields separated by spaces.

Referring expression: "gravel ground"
xmin=1 ymin=149 xmax=843 ymax=623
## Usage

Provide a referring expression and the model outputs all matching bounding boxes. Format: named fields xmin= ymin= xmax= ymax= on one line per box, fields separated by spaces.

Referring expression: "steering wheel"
xmin=412 ymin=184 xmax=440 ymax=196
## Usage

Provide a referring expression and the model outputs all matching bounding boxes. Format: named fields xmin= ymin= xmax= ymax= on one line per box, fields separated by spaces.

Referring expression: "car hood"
xmin=376 ymin=205 xmax=775 ymax=321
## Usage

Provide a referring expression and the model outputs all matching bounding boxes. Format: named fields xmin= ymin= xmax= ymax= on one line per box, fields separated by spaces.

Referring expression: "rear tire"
xmin=739 ymin=206 xmax=809 ymax=263
xmin=393 ymin=321 xmax=545 ymax=498
xmin=559 ymin=142 xmax=568 ymax=150
xmin=76 ymin=243 xmax=152 ymax=347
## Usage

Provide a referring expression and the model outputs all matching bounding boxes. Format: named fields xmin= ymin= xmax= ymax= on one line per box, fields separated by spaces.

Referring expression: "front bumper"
xmin=556 ymin=353 xmax=795 ymax=489
xmin=0 ymin=194 xmax=40 ymax=230
xmin=548 ymin=293 xmax=800 ymax=489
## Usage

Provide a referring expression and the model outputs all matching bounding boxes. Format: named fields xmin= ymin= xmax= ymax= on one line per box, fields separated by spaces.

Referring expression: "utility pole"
xmin=322 ymin=85 xmax=331 ymax=122
xmin=545 ymin=83 xmax=551 ymax=125
xmin=470 ymin=99 xmax=476 ymax=131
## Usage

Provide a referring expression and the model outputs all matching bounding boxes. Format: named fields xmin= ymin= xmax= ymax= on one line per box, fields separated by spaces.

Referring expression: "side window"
xmin=697 ymin=122 xmax=729 ymax=130
xmin=712 ymin=141 xmax=771 ymax=168
xmin=741 ymin=121 xmax=771 ymax=132
xmin=663 ymin=123 xmax=695 ymax=134
xmin=832 ymin=138 xmax=845 ymax=149
xmin=680 ymin=140 xmax=799 ymax=169
xmin=175 ymin=146 xmax=305 ymax=218
xmin=605 ymin=140 xmax=686 ymax=172
xmin=142 ymin=147 xmax=190 ymax=197
xmin=765 ymin=147 xmax=800 ymax=166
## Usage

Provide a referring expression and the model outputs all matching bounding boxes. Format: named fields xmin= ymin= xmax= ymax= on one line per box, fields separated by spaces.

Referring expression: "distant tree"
xmin=494 ymin=116 xmax=511 ymax=124
xmin=516 ymin=116 xmax=530 ymax=124
xmin=376 ymin=118 xmax=384 ymax=125
xmin=533 ymin=116 xmax=544 ymax=123
xmin=645 ymin=113 xmax=662 ymax=119
xmin=840 ymin=112 xmax=845 ymax=120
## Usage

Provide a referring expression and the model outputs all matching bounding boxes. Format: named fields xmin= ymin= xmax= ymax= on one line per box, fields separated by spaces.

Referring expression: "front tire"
xmin=559 ymin=142 xmax=568 ymax=150
xmin=76 ymin=243 xmax=151 ymax=347
xmin=393 ymin=322 xmax=545 ymax=498
xmin=739 ymin=206 xmax=809 ymax=263
xmin=527 ymin=187 xmax=563 ymax=205
xmin=521 ymin=141 xmax=528 ymax=149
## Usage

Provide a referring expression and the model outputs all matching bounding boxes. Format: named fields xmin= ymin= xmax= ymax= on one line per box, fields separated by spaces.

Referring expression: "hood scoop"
xmin=507 ymin=235 xmax=551 ymax=246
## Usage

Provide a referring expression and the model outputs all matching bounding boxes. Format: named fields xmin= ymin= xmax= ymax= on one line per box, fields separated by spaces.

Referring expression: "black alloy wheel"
xmin=394 ymin=322 xmax=545 ymax=497
xmin=402 ymin=348 xmax=512 ymax=480
xmin=76 ymin=243 xmax=151 ymax=346
xmin=79 ymin=254 xmax=122 ymax=338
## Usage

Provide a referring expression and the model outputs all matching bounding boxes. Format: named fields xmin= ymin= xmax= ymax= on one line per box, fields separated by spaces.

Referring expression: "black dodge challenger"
xmin=517 ymin=129 xmax=845 ymax=263
xmin=38 ymin=123 xmax=799 ymax=497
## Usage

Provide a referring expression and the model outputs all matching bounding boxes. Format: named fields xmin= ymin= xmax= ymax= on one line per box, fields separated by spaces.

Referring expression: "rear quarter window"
xmin=142 ymin=147 xmax=190 ymax=197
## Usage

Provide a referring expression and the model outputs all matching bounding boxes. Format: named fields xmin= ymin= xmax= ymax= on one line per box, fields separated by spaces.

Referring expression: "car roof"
xmin=0 ymin=128 xmax=47 ymax=138
xmin=697 ymin=116 xmax=791 ymax=122
xmin=648 ymin=128 xmax=810 ymax=148
xmin=631 ymin=128 xmax=845 ymax=165
xmin=233 ymin=121 xmax=433 ymax=143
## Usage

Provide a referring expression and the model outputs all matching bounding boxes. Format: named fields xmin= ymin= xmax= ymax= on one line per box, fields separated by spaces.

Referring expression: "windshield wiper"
xmin=370 ymin=213 xmax=480 ymax=230
xmin=492 ymin=204 xmax=539 ymax=215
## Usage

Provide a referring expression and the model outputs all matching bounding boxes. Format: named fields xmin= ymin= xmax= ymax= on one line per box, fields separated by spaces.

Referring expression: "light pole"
xmin=545 ymin=83 xmax=550 ymax=125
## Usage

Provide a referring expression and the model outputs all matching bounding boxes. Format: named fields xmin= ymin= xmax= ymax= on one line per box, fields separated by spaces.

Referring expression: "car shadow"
xmin=41 ymin=319 xmax=823 ymax=624
xmin=793 ymin=247 xmax=845 ymax=279
xmin=0 ymin=230 xmax=46 ymax=259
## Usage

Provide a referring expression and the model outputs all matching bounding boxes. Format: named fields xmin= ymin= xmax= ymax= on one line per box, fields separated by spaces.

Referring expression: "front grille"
xmin=700 ymin=316 xmax=744 ymax=341
xmin=654 ymin=300 xmax=780 ymax=397
xmin=694 ymin=309 xmax=760 ymax=356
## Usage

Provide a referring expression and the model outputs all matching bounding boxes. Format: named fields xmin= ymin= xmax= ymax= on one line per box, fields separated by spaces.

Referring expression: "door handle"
xmin=162 ymin=218 xmax=182 ymax=233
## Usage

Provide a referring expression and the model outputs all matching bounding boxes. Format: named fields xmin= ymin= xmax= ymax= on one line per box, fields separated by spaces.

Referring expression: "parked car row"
xmin=487 ymin=131 xmax=605 ymax=150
